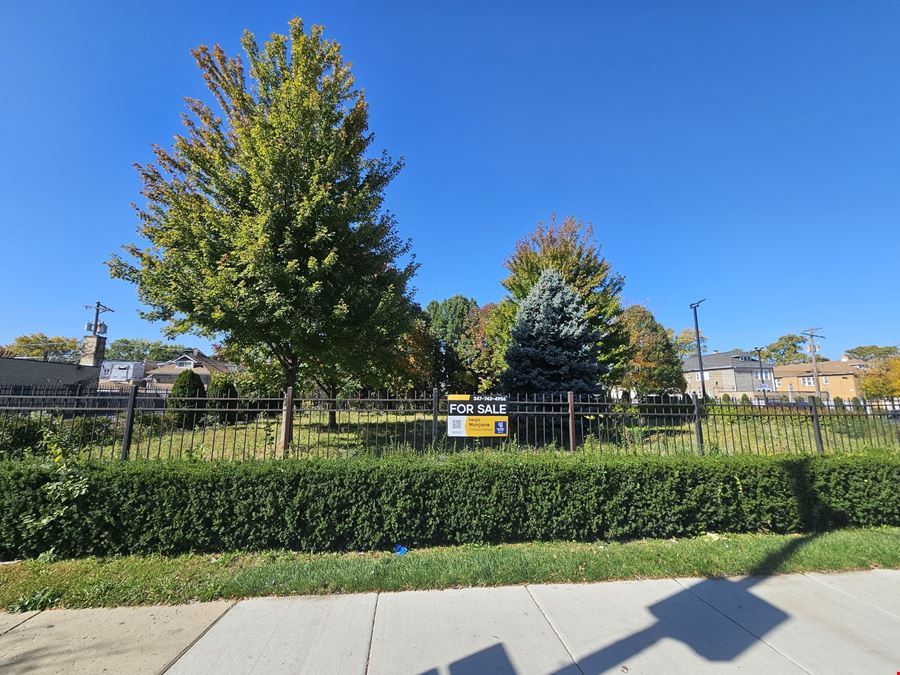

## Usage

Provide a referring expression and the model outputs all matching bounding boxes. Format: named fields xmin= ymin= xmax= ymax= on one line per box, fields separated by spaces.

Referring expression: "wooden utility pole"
xmin=802 ymin=328 xmax=825 ymax=401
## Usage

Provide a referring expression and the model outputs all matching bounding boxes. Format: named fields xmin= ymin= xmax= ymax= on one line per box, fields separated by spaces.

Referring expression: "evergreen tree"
xmin=620 ymin=305 xmax=686 ymax=395
xmin=207 ymin=374 xmax=239 ymax=424
xmin=168 ymin=369 xmax=207 ymax=429
xmin=500 ymin=269 xmax=601 ymax=394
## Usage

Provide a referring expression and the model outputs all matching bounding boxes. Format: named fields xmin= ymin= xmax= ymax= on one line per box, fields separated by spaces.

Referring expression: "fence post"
xmin=432 ymin=387 xmax=439 ymax=449
xmin=808 ymin=395 xmax=825 ymax=455
xmin=692 ymin=393 xmax=704 ymax=455
xmin=279 ymin=386 xmax=294 ymax=458
xmin=567 ymin=391 xmax=576 ymax=452
xmin=120 ymin=383 xmax=139 ymax=461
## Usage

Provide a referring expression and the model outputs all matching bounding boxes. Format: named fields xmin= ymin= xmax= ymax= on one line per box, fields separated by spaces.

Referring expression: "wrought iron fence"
xmin=1 ymin=387 xmax=897 ymax=461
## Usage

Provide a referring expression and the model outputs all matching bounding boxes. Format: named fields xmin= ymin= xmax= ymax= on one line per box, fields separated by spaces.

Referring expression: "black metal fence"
xmin=1 ymin=387 xmax=898 ymax=461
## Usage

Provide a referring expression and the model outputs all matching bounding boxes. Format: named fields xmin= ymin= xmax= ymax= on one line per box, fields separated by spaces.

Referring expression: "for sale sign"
xmin=447 ymin=394 xmax=508 ymax=437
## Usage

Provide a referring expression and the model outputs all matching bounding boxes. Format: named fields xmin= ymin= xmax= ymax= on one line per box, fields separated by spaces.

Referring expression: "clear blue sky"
xmin=2 ymin=1 xmax=898 ymax=358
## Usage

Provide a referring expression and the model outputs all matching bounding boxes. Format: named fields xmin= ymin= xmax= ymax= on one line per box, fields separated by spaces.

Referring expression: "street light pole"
xmin=755 ymin=347 xmax=768 ymax=404
xmin=690 ymin=300 xmax=707 ymax=400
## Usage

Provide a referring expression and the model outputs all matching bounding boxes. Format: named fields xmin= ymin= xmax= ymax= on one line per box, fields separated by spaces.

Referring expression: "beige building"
xmin=773 ymin=359 xmax=869 ymax=401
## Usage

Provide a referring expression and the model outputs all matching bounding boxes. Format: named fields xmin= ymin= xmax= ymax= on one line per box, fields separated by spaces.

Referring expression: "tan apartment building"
xmin=773 ymin=359 xmax=869 ymax=401
xmin=144 ymin=350 xmax=238 ymax=389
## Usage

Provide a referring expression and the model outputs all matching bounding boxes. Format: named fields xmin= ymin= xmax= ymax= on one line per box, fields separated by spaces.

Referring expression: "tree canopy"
xmin=501 ymin=213 xmax=627 ymax=381
xmin=106 ymin=339 xmax=191 ymax=362
xmin=108 ymin=18 xmax=417 ymax=393
xmin=668 ymin=327 xmax=707 ymax=361
xmin=860 ymin=357 xmax=900 ymax=399
xmin=621 ymin=306 xmax=686 ymax=395
xmin=844 ymin=345 xmax=899 ymax=362
xmin=762 ymin=334 xmax=809 ymax=365
xmin=501 ymin=269 xmax=601 ymax=394
xmin=3 ymin=334 xmax=80 ymax=362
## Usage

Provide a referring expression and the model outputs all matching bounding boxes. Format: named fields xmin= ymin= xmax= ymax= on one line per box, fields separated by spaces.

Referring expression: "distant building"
xmin=0 ymin=356 xmax=100 ymax=393
xmin=144 ymin=350 xmax=238 ymax=389
xmin=99 ymin=360 xmax=147 ymax=388
xmin=774 ymin=359 xmax=869 ymax=402
xmin=682 ymin=349 xmax=775 ymax=399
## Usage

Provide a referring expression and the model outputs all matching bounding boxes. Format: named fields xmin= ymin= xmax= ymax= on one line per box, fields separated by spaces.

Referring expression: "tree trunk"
xmin=327 ymin=384 xmax=338 ymax=429
xmin=277 ymin=366 xmax=297 ymax=455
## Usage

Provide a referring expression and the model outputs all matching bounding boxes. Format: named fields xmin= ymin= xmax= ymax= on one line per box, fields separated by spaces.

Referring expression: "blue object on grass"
xmin=393 ymin=544 xmax=408 ymax=556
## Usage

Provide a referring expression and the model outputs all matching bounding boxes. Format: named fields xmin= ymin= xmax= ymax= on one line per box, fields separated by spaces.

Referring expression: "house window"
xmin=822 ymin=376 xmax=829 ymax=385
xmin=775 ymin=378 xmax=782 ymax=388
xmin=755 ymin=371 xmax=771 ymax=380
xmin=175 ymin=359 xmax=194 ymax=369
xmin=801 ymin=376 xmax=815 ymax=387
xmin=695 ymin=372 xmax=710 ymax=382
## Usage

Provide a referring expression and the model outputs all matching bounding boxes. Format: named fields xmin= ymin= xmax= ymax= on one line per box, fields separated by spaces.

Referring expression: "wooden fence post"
xmin=432 ymin=387 xmax=439 ymax=449
xmin=279 ymin=386 xmax=294 ymax=457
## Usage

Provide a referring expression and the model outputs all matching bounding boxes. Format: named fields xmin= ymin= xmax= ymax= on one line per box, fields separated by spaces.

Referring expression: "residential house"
xmin=682 ymin=349 xmax=775 ymax=399
xmin=144 ymin=350 xmax=238 ymax=389
xmin=773 ymin=359 xmax=869 ymax=402
xmin=0 ymin=356 xmax=100 ymax=393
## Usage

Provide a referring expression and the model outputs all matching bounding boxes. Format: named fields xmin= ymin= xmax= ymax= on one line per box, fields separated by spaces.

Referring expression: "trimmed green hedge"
xmin=1 ymin=453 xmax=898 ymax=559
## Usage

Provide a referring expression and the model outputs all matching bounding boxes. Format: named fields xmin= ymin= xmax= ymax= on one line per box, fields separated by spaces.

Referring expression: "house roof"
xmin=773 ymin=360 xmax=869 ymax=377
xmin=144 ymin=351 xmax=237 ymax=377
xmin=0 ymin=357 xmax=100 ymax=387
xmin=682 ymin=349 xmax=770 ymax=372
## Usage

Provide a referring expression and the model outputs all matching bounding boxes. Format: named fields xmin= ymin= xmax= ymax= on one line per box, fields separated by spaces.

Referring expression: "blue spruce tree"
xmin=501 ymin=269 xmax=601 ymax=393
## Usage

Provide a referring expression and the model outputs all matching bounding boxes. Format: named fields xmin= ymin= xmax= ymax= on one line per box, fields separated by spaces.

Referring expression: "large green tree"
xmin=668 ymin=327 xmax=708 ymax=361
xmin=501 ymin=214 xmax=627 ymax=382
xmin=3 ymin=334 xmax=79 ymax=362
xmin=460 ymin=301 xmax=517 ymax=392
xmin=844 ymin=345 xmax=900 ymax=362
xmin=425 ymin=295 xmax=478 ymax=389
xmin=762 ymin=334 xmax=808 ymax=365
xmin=621 ymin=306 xmax=686 ymax=395
xmin=500 ymin=269 xmax=601 ymax=394
xmin=108 ymin=19 xmax=417 ymax=396
xmin=106 ymin=338 xmax=190 ymax=362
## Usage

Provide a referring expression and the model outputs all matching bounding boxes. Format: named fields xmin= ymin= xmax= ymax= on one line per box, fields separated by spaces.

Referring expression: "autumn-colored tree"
xmin=621 ymin=306 xmax=686 ymax=395
xmin=108 ymin=19 xmax=417 ymax=400
xmin=860 ymin=357 xmax=900 ymax=399
xmin=668 ymin=327 xmax=708 ymax=361
xmin=500 ymin=214 xmax=627 ymax=381
xmin=459 ymin=301 xmax=517 ymax=392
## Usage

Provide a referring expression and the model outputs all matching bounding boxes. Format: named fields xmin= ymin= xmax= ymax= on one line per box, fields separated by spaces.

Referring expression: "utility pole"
xmin=754 ymin=347 xmax=768 ymax=404
xmin=690 ymin=300 xmax=707 ymax=400
xmin=84 ymin=301 xmax=114 ymax=335
xmin=802 ymin=328 xmax=825 ymax=401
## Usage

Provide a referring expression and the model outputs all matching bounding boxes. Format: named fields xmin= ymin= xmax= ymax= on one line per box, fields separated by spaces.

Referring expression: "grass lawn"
xmin=2 ymin=527 xmax=898 ymax=611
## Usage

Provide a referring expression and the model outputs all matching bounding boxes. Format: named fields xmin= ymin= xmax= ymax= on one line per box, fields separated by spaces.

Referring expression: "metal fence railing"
xmin=1 ymin=387 xmax=898 ymax=461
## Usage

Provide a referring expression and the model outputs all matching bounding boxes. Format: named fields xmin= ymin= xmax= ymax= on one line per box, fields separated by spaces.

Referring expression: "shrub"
xmin=721 ymin=393 xmax=731 ymax=404
xmin=0 ymin=453 xmax=896 ymax=559
xmin=168 ymin=370 xmax=206 ymax=429
xmin=740 ymin=393 xmax=751 ymax=405
xmin=207 ymin=375 xmax=239 ymax=425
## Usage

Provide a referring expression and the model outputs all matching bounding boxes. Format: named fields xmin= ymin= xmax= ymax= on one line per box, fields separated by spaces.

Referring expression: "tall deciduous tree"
xmin=860 ymin=357 xmax=900 ymax=399
xmin=762 ymin=334 xmax=808 ymax=365
xmin=668 ymin=327 xmax=707 ymax=361
xmin=460 ymin=301 xmax=517 ymax=392
xmin=3 ymin=334 xmax=79 ymax=362
xmin=425 ymin=295 xmax=478 ymax=389
xmin=106 ymin=339 xmax=191 ymax=362
xmin=501 ymin=269 xmax=601 ymax=394
xmin=622 ymin=306 xmax=686 ymax=395
xmin=501 ymin=214 xmax=627 ymax=381
xmin=108 ymin=19 xmax=417 ymax=397
xmin=844 ymin=345 xmax=900 ymax=362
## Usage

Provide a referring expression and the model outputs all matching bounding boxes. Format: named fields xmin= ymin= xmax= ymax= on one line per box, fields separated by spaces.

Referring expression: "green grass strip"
xmin=2 ymin=527 xmax=898 ymax=611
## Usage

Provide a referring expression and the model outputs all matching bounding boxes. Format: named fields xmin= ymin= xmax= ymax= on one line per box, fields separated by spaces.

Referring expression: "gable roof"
xmin=682 ymin=349 xmax=770 ymax=372
xmin=144 ymin=350 xmax=238 ymax=377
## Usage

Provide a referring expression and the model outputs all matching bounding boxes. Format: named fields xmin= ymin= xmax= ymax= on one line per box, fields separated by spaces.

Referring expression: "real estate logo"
xmin=447 ymin=394 xmax=509 ymax=437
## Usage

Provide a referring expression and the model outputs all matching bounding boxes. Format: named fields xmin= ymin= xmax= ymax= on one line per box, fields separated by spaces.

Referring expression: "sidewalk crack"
xmin=364 ymin=592 xmax=380 ymax=675
xmin=525 ymin=585 xmax=585 ymax=675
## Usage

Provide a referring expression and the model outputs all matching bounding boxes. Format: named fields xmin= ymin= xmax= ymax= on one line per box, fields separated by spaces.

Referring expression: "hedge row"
xmin=1 ymin=453 xmax=898 ymax=559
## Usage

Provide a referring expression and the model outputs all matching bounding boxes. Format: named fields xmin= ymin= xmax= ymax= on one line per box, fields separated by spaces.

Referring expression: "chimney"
xmin=80 ymin=335 xmax=106 ymax=367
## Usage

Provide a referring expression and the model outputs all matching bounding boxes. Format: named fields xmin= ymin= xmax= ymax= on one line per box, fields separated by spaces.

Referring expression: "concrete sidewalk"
xmin=1 ymin=570 xmax=897 ymax=673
